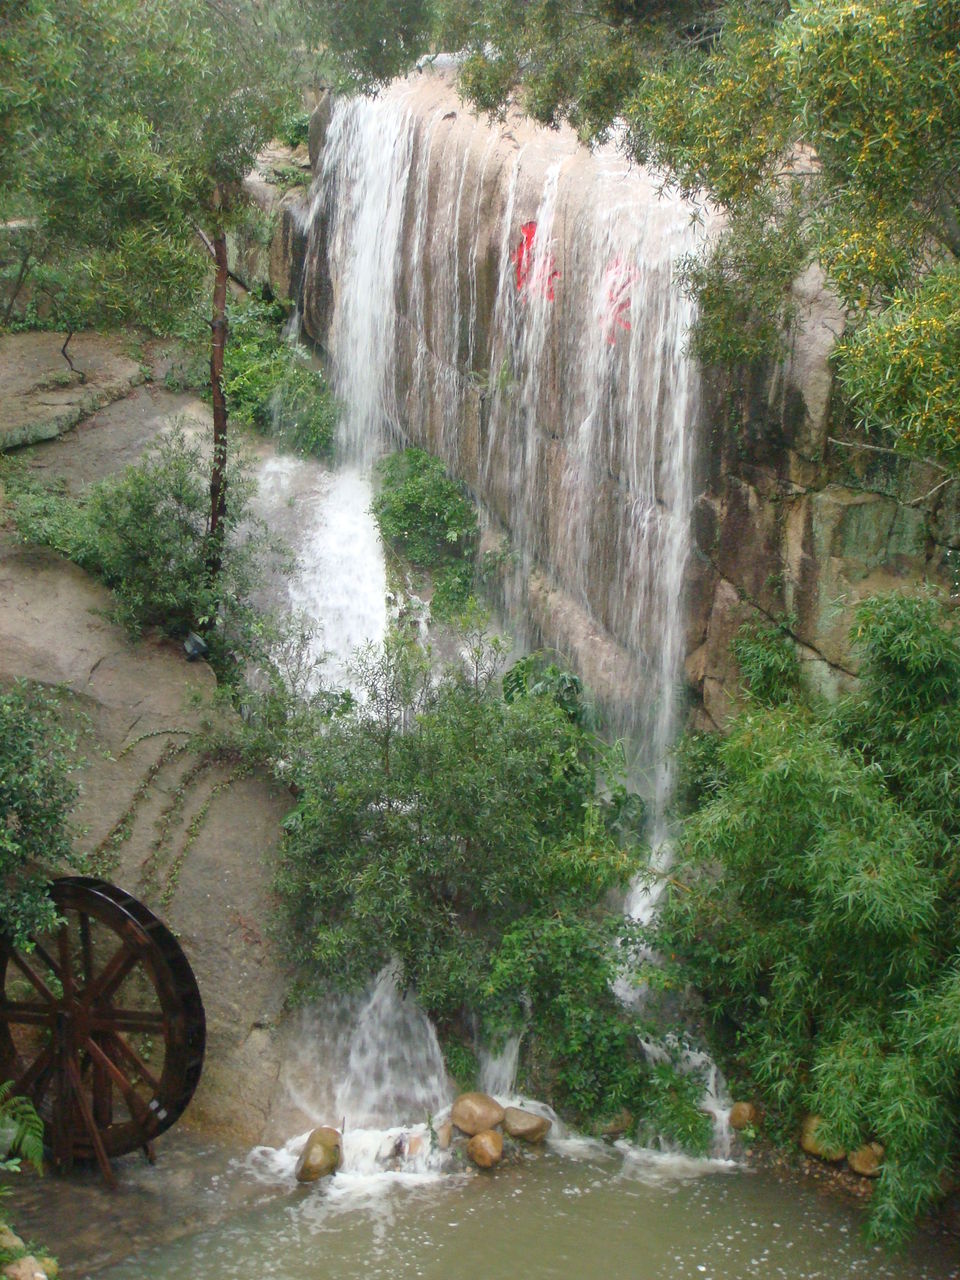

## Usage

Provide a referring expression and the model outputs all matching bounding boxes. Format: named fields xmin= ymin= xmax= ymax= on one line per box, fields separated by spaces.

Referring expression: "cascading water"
xmin=333 ymin=967 xmax=450 ymax=1130
xmin=313 ymin=94 xmax=417 ymax=465
xmin=303 ymin=72 xmax=714 ymax=822
xmin=295 ymin=68 xmax=719 ymax=1131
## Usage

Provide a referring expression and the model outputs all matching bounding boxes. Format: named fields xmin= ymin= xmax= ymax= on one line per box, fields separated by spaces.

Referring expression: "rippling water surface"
xmin=97 ymin=1142 xmax=957 ymax=1280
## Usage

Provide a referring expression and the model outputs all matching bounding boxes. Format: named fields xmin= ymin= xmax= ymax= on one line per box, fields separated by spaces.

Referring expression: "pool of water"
xmin=92 ymin=1140 xmax=956 ymax=1280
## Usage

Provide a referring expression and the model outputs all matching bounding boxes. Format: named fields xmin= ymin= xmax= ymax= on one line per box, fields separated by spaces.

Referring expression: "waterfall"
xmin=281 ymin=70 xmax=728 ymax=1162
xmin=314 ymin=93 xmax=417 ymax=465
xmin=302 ymin=71 xmax=713 ymax=818
xmin=334 ymin=967 xmax=450 ymax=1130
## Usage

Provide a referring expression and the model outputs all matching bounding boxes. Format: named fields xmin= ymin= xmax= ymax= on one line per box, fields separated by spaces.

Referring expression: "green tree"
xmin=276 ymin=629 xmax=665 ymax=1126
xmin=305 ymin=0 xmax=434 ymax=89
xmin=657 ymin=593 xmax=960 ymax=1245
xmin=1 ymin=0 xmax=312 ymax=557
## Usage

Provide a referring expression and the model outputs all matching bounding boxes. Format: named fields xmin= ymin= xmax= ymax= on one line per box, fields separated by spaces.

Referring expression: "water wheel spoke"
xmin=31 ymin=940 xmax=65 ymax=985
xmin=79 ymin=912 xmax=94 ymax=986
xmin=81 ymin=938 xmax=142 ymax=1007
xmin=90 ymin=1008 xmax=165 ymax=1035
xmin=84 ymin=1037 xmax=154 ymax=1130
xmin=13 ymin=1044 xmax=54 ymax=1097
xmin=99 ymin=1028 xmax=161 ymax=1093
xmin=57 ymin=922 xmax=75 ymax=999
xmin=0 ymin=999 xmax=55 ymax=1027
xmin=9 ymin=952 xmax=58 ymax=1004
xmin=65 ymin=1051 xmax=116 ymax=1187
xmin=0 ymin=877 xmax=205 ymax=1181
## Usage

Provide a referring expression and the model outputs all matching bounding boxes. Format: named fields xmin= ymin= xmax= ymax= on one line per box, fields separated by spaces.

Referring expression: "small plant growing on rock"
xmin=372 ymin=448 xmax=478 ymax=568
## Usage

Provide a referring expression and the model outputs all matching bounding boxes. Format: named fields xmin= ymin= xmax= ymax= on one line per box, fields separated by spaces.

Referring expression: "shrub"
xmin=276 ymin=109 xmax=310 ymax=149
xmin=9 ymin=425 xmax=273 ymax=669
xmin=657 ymin=592 xmax=960 ymax=1245
xmin=371 ymin=449 xmax=478 ymax=567
xmin=429 ymin=561 xmax=476 ymax=623
xmin=0 ymin=682 xmax=83 ymax=947
xmin=730 ymin=617 xmax=801 ymax=707
xmin=222 ymin=296 xmax=337 ymax=459
xmin=276 ymin=627 xmax=657 ymax=1128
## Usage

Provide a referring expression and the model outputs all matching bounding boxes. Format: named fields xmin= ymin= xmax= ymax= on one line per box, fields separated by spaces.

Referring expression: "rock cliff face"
xmin=686 ymin=262 xmax=958 ymax=727
xmin=290 ymin=70 xmax=958 ymax=733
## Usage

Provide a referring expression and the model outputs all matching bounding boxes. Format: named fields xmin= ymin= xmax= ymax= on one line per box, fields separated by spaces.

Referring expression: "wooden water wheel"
xmin=0 ymin=876 xmax=205 ymax=1185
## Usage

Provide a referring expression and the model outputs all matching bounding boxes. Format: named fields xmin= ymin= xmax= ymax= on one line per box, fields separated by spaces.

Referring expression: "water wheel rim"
xmin=0 ymin=876 xmax=205 ymax=1163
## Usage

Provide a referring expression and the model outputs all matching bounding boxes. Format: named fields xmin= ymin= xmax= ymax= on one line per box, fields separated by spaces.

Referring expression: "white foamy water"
xmin=255 ymin=457 xmax=388 ymax=691
xmin=314 ymin=94 xmax=417 ymax=464
xmin=333 ymin=967 xmax=451 ymax=1131
xmin=477 ymin=1035 xmax=521 ymax=1098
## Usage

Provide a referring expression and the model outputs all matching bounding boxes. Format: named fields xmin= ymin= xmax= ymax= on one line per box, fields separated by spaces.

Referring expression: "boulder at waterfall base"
xmin=295 ymin=1126 xmax=343 ymax=1182
xmin=729 ymin=1102 xmax=758 ymax=1131
xmin=503 ymin=1107 xmax=551 ymax=1143
xmin=435 ymin=1120 xmax=453 ymax=1150
xmin=848 ymin=1142 xmax=884 ymax=1178
xmin=799 ymin=1115 xmax=845 ymax=1163
xmin=451 ymin=1092 xmax=505 ymax=1136
xmin=467 ymin=1130 xmax=504 ymax=1169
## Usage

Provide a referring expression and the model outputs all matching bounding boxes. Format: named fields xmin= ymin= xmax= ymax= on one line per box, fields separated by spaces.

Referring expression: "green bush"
xmin=164 ymin=297 xmax=337 ymax=458
xmin=502 ymin=654 xmax=588 ymax=726
xmin=9 ymin=425 xmax=273 ymax=668
xmin=730 ymin=617 xmax=801 ymax=708
xmin=372 ymin=449 xmax=479 ymax=567
xmin=276 ymin=109 xmax=310 ymax=149
xmin=835 ymin=264 xmax=960 ymax=470
xmin=677 ymin=189 xmax=808 ymax=371
xmin=222 ymin=297 xmax=337 ymax=458
xmin=0 ymin=681 xmax=83 ymax=947
xmin=429 ymin=561 xmax=476 ymax=622
xmin=276 ymin=627 xmax=657 ymax=1128
xmin=657 ymin=591 xmax=960 ymax=1245
xmin=638 ymin=1061 xmax=714 ymax=1156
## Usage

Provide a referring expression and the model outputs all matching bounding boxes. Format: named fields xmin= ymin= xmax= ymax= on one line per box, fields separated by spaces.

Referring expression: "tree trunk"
xmin=207 ymin=229 xmax=229 ymax=579
xmin=2 ymin=247 xmax=32 ymax=327
xmin=60 ymin=329 xmax=82 ymax=381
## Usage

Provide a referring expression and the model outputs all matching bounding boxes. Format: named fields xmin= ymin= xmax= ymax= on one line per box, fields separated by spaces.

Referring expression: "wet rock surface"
xmin=304 ymin=73 xmax=960 ymax=732
xmin=0 ymin=332 xmax=144 ymax=450
xmin=295 ymin=1128 xmax=343 ymax=1182
xmin=0 ymin=334 xmax=300 ymax=1149
xmin=799 ymin=1116 xmax=846 ymax=1163
xmin=848 ymin=1142 xmax=884 ymax=1178
xmin=503 ymin=1107 xmax=551 ymax=1143
xmin=728 ymin=1102 xmax=757 ymax=1131
xmin=450 ymin=1093 xmax=506 ymax=1137
xmin=466 ymin=1130 xmax=503 ymax=1169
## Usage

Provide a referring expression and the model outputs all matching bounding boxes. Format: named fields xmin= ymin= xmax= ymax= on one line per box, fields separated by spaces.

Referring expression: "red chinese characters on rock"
xmin=600 ymin=257 xmax=640 ymax=344
xmin=512 ymin=221 xmax=560 ymax=302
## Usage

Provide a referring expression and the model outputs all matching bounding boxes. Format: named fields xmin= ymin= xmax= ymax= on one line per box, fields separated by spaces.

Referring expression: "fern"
xmin=0 ymin=1082 xmax=44 ymax=1176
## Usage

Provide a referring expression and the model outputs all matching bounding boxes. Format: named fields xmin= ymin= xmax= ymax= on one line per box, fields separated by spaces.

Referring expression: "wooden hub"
xmin=0 ymin=877 xmax=205 ymax=1184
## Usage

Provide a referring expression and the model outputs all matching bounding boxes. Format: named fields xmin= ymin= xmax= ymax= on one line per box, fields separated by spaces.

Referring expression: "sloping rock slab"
xmin=0 ymin=331 xmax=144 ymax=450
